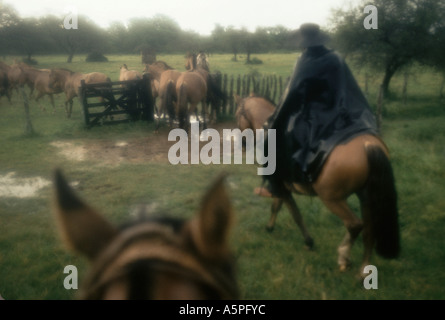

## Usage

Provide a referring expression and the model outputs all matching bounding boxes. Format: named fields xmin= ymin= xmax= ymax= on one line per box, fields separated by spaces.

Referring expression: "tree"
xmin=331 ymin=0 xmax=445 ymax=96
xmin=42 ymin=15 xmax=107 ymax=63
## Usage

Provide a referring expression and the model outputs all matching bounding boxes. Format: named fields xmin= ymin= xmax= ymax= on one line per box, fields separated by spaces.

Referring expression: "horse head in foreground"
xmin=53 ymin=169 xmax=238 ymax=299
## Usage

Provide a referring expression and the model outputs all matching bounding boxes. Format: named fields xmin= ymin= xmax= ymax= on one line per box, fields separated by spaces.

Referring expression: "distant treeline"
xmin=0 ymin=4 xmax=300 ymax=63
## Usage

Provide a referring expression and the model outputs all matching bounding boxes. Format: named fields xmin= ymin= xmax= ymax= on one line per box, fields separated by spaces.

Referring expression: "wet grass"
xmin=0 ymin=54 xmax=444 ymax=300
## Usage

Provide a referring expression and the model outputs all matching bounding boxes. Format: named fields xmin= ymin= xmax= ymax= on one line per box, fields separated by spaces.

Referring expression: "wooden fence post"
xmin=229 ymin=75 xmax=234 ymax=114
xmin=79 ymin=80 xmax=89 ymax=127
xmin=20 ymin=88 xmax=34 ymax=135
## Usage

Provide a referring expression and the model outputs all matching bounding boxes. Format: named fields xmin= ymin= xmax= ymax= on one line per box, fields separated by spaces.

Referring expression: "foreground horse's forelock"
xmin=53 ymin=169 xmax=239 ymax=300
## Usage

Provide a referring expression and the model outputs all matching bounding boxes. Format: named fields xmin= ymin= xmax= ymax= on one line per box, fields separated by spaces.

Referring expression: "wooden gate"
xmin=79 ymin=73 xmax=154 ymax=128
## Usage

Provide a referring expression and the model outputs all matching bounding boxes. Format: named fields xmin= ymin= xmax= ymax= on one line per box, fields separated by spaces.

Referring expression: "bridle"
xmin=78 ymin=221 xmax=238 ymax=299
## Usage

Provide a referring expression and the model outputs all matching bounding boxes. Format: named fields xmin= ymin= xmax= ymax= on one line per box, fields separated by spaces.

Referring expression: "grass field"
xmin=0 ymin=53 xmax=444 ymax=300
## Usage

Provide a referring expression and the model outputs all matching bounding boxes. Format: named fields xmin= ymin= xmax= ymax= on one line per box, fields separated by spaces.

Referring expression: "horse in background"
xmin=143 ymin=61 xmax=182 ymax=127
xmin=49 ymin=69 xmax=111 ymax=118
xmin=119 ymin=64 xmax=142 ymax=82
xmin=7 ymin=61 xmax=34 ymax=95
xmin=196 ymin=51 xmax=210 ymax=72
xmin=185 ymin=52 xmax=226 ymax=124
xmin=52 ymin=169 xmax=239 ymax=300
xmin=175 ymin=54 xmax=209 ymax=130
xmin=18 ymin=66 xmax=67 ymax=112
xmin=234 ymin=94 xmax=275 ymax=132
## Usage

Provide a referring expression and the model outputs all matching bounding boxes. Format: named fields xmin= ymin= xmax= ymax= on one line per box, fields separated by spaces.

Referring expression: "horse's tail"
xmin=177 ymin=82 xmax=188 ymax=129
xmin=364 ymin=145 xmax=400 ymax=259
xmin=162 ymin=80 xmax=176 ymax=121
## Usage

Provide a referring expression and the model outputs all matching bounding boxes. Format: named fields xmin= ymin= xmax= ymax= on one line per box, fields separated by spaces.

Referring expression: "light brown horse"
xmin=234 ymin=94 xmax=275 ymax=131
xmin=49 ymin=69 xmax=111 ymax=118
xmin=176 ymin=69 xmax=208 ymax=130
xmin=250 ymin=110 xmax=400 ymax=277
xmin=20 ymin=66 xmax=64 ymax=112
xmin=185 ymin=53 xmax=226 ymax=124
xmin=144 ymin=61 xmax=182 ymax=124
xmin=52 ymin=169 xmax=239 ymax=300
xmin=119 ymin=64 xmax=142 ymax=82
xmin=7 ymin=61 xmax=33 ymax=94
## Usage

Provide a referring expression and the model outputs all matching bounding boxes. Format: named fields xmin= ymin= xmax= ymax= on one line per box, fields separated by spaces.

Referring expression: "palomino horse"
xmin=49 ymin=69 xmax=111 ymax=118
xmin=143 ymin=61 xmax=181 ymax=125
xmin=234 ymin=94 xmax=275 ymax=131
xmin=52 ymin=169 xmax=239 ymax=299
xmin=249 ymin=100 xmax=400 ymax=277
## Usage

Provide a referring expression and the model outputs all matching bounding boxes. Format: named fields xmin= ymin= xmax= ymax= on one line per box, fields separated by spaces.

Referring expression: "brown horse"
xmin=52 ymin=169 xmax=239 ymax=300
xmin=176 ymin=69 xmax=208 ymax=130
xmin=20 ymin=66 xmax=64 ymax=112
xmin=144 ymin=61 xmax=182 ymax=125
xmin=251 ymin=111 xmax=400 ymax=277
xmin=7 ymin=61 xmax=33 ymax=94
xmin=185 ymin=53 xmax=226 ymax=123
xmin=49 ymin=69 xmax=111 ymax=118
xmin=234 ymin=94 xmax=275 ymax=131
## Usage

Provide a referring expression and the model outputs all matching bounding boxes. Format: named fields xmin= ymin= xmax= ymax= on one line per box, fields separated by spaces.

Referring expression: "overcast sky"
xmin=3 ymin=0 xmax=361 ymax=35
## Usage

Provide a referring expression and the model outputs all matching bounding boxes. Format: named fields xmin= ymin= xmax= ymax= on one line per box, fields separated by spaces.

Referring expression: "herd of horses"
xmin=0 ymin=52 xmax=224 ymax=129
xmin=1 ymin=54 xmax=400 ymax=300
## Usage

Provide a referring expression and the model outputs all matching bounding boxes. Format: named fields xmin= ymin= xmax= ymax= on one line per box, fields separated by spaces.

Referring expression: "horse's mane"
xmin=52 ymin=68 xmax=75 ymax=75
xmin=152 ymin=60 xmax=174 ymax=70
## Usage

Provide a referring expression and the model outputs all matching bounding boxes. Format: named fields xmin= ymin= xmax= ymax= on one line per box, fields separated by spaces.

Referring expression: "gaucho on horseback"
xmin=260 ymin=23 xmax=378 ymax=197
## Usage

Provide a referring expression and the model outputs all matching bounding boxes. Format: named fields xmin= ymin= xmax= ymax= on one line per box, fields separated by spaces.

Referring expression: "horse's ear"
xmin=189 ymin=173 xmax=234 ymax=261
xmin=52 ymin=169 xmax=117 ymax=260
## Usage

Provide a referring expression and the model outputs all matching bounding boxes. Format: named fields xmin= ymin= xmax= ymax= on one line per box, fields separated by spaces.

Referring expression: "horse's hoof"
xmin=304 ymin=238 xmax=314 ymax=250
xmin=339 ymin=265 xmax=349 ymax=272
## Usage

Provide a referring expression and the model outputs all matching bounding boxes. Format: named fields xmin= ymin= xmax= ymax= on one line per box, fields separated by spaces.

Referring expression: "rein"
xmin=79 ymin=222 xmax=238 ymax=299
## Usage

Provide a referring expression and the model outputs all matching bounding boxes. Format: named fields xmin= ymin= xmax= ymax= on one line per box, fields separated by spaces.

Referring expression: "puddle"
xmin=50 ymin=141 xmax=87 ymax=162
xmin=0 ymin=172 xmax=51 ymax=198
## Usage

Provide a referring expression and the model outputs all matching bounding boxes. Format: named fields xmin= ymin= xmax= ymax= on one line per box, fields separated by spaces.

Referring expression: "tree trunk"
xmin=67 ymin=53 xmax=74 ymax=63
xmin=381 ymin=66 xmax=397 ymax=97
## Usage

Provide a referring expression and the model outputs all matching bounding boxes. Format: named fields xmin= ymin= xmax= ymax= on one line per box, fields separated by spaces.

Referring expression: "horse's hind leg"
xmin=283 ymin=194 xmax=314 ymax=249
xmin=321 ymin=199 xmax=363 ymax=271
xmin=266 ymin=198 xmax=283 ymax=232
